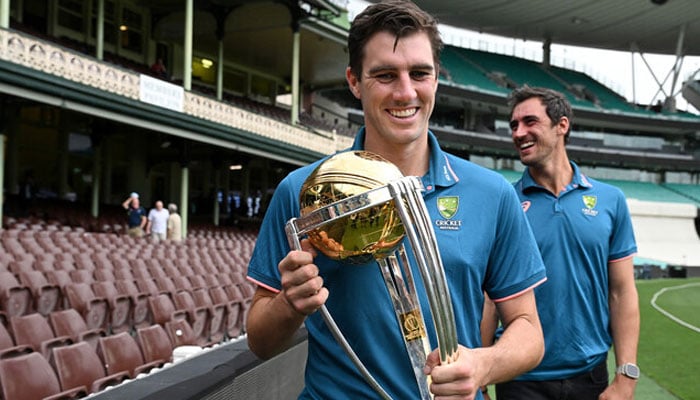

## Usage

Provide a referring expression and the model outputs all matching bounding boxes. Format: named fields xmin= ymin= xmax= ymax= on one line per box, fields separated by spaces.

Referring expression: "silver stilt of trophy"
xmin=285 ymin=151 xmax=458 ymax=399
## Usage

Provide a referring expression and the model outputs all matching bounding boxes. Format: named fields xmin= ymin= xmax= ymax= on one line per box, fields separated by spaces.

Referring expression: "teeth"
xmin=520 ymin=141 xmax=534 ymax=149
xmin=389 ymin=108 xmax=417 ymax=118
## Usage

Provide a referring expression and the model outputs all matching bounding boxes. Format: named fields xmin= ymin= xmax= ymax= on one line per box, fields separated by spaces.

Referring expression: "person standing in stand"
xmin=167 ymin=203 xmax=182 ymax=242
xmin=146 ymin=200 xmax=169 ymax=242
xmin=122 ymin=192 xmax=147 ymax=238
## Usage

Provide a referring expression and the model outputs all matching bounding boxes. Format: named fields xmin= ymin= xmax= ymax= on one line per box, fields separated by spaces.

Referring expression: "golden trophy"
xmin=285 ymin=150 xmax=458 ymax=399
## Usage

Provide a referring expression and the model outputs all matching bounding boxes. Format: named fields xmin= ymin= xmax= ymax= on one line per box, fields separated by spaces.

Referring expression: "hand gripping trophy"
xmin=285 ymin=150 xmax=458 ymax=399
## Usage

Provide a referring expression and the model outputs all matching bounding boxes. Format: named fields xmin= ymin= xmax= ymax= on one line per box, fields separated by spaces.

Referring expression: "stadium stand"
xmin=9 ymin=312 xmax=72 ymax=361
xmin=52 ymin=341 xmax=129 ymax=396
xmin=0 ymin=351 xmax=87 ymax=400
xmin=48 ymin=308 xmax=105 ymax=351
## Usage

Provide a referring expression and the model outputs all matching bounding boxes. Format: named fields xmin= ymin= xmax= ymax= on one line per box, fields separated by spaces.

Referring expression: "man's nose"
xmin=393 ymin=73 xmax=416 ymax=101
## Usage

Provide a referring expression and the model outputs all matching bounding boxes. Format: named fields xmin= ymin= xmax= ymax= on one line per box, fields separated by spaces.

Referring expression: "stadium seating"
xmin=0 ymin=271 xmax=32 ymax=317
xmin=49 ymin=308 xmax=105 ymax=351
xmin=172 ymin=290 xmax=212 ymax=346
xmin=0 ymin=216 xmax=261 ymax=397
xmin=92 ymin=280 xmax=133 ymax=333
xmin=135 ymin=324 xmax=174 ymax=366
xmin=63 ymin=282 xmax=109 ymax=331
xmin=209 ymin=285 xmax=244 ymax=338
xmin=0 ymin=321 xmax=32 ymax=358
xmin=52 ymin=341 xmax=129 ymax=395
xmin=0 ymin=351 xmax=86 ymax=400
xmin=96 ymin=331 xmax=162 ymax=379
xmin=18 ymin=270 xmax=61 ymax=317
xmin=192 ymin=287 xmax=227 ymax=344
xmin=163 ymin=318 xmax=198 ymax=348
xmin=115 ymin=279 xmax=152 ymax=329
xmin=9 ymin=313 xmax=72 ymax=360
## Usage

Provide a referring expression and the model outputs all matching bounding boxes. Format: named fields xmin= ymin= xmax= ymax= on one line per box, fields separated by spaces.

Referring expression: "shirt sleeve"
xmin=246 ymin=175 xmax=301 ymax=291
xmin=608 ymin=188 xmax=638 ymax=262
xmin=485 ymin=179 xmax=546 ymax=302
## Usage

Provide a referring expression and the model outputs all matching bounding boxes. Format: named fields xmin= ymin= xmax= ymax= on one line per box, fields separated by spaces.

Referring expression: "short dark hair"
xmin=508 ymin=85 xmax=574 ymax=140
xmin=347 ymin=0 xmax=443 ymax=80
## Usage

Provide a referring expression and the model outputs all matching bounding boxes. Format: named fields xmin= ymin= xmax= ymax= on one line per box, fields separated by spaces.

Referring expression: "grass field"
xmin=633 ymin=277 xmax=700 ymax=400
xmin=491 ymin=277 xmax=700 ymax=400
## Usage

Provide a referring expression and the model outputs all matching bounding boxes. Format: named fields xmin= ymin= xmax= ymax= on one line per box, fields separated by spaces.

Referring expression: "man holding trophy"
xmin=246 ymin=1 xmax=547 ymax=399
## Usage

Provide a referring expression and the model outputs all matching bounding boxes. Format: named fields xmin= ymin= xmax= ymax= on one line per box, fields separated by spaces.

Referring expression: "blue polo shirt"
xmin=513 ymin=162 xmax=637 ymax=380
xmin=248 ymin=129 xmax=546 ymax=399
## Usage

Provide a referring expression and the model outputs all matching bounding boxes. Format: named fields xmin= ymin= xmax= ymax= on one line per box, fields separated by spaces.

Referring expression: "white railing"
xmin=0 ymin=28 xmax=352 ymax=156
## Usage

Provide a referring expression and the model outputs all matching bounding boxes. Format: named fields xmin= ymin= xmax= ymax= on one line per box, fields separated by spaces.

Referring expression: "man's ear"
xmin=558 ymin=116 xmax=570 ymax=137
xmin=346 ymin=67 xmax=361 ymax=99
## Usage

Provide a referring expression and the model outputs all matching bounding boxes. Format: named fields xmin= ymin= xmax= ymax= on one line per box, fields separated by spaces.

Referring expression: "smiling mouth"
xmin=519 ymin=141 xmax=535 ymax=150
xmin=388 ymin=108 xmax=418 ymax=118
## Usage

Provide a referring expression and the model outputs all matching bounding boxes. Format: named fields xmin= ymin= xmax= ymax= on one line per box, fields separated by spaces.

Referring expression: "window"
xmin=120 ymin=8 xmax=143 ymax=54
xmin=90 ymin=0 xmax=117 ymax=46
xmin=57 ymin=0 xmax=85 ymax=33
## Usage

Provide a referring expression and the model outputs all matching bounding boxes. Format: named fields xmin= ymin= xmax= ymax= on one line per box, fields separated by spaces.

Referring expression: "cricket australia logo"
xmin=582 ymin=195 xmax=599 ymax=216
xmin=435 ymin=196 xmax=462 ymax=230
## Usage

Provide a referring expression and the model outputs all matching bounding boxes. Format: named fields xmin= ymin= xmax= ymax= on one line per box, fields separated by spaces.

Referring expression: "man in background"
xmin=485 ymin=85 xmax=639 ymax=400
xmin=122 ymin=192 xmax=147 ymax=238
xmin=167 ymin=203 xmax=182 ymax=242
xmin=146 ymin=200 xmax=169 ymax=242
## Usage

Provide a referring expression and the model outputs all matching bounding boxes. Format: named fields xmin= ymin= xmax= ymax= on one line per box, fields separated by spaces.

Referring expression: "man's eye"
xmin=373 ymin=73 xmax=395 ymax=82
xmin=411 ymin=71 xmax=432 ymax=80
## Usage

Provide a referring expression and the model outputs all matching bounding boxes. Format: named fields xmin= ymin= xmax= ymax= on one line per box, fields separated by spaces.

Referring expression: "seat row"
xmin=0 ymin=269 xmax=254 ymax=342
xmin=0 ymin=310 xmax=205 ymax=400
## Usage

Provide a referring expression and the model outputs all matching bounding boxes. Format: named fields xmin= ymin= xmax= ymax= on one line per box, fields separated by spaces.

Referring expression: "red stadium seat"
xmin=115 ymin=279 xmax=151 ymax=329
xmin=96 ymin=332 xmax=161 ymax=378
xmin=148 ymin=293 xmax=186 ymax=326
xmin=135 ymin=278 xmax=167 ymax=297
xmin=52 ymin=341 xmax=129 ymax=394
xmin=209 ymin=286 xmax=243 ymax=339
xmin=154 ymin=277 xmax=179 ymax=297
xmin=187 ymin=274 xmax=207 ymax=290
xmin=135 ymin=324 xmax=173 ymax=366
xmin=192 ymin=287 xmax=226 ymax=344
xmin=0 ymin=320 xmax=32 ymax=358
xmin=9 ymin=313 xmax=72 ymax=360
xmin=163 ymin=318 xmax=198 ymax=348
xmin=48 ymin=309 xmax=105 ymax=351
xmin=93 ymin=268 xmax=117 ymax=282
xmin=172 ymin=290 xmax=211 ymax=346
xmin=44 ymin=270 xmax=73 ymax=309
xmin=0 ymin=271 xmax=32 ymax=317
xmin=91 ymin=281 xmax=132 ymax=333
xmin=69 ymin=269 xmax=95 ymax=284
xmin=63 ymin=283 xmax=109 ymax=331
xmin=18 ymin=270 xmax=61 ymax=316
xmin=0 ymin=352 xmax=85 ymax=400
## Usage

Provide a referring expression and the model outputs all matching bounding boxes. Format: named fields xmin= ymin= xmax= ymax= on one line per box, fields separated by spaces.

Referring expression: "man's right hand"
xmin=278 ymin=239 xmax=328 ymax=316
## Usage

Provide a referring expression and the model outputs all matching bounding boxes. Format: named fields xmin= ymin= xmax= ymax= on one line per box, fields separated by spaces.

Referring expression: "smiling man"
xmin=485 ymin=86 xmax=640 ymax=400
xmin=245 ymin=2 xmax=546 ymax=399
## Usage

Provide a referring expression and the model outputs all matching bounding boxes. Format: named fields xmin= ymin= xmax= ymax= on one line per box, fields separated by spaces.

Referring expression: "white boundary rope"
xmin=650 ymin=282 xmax=700 ymax=334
